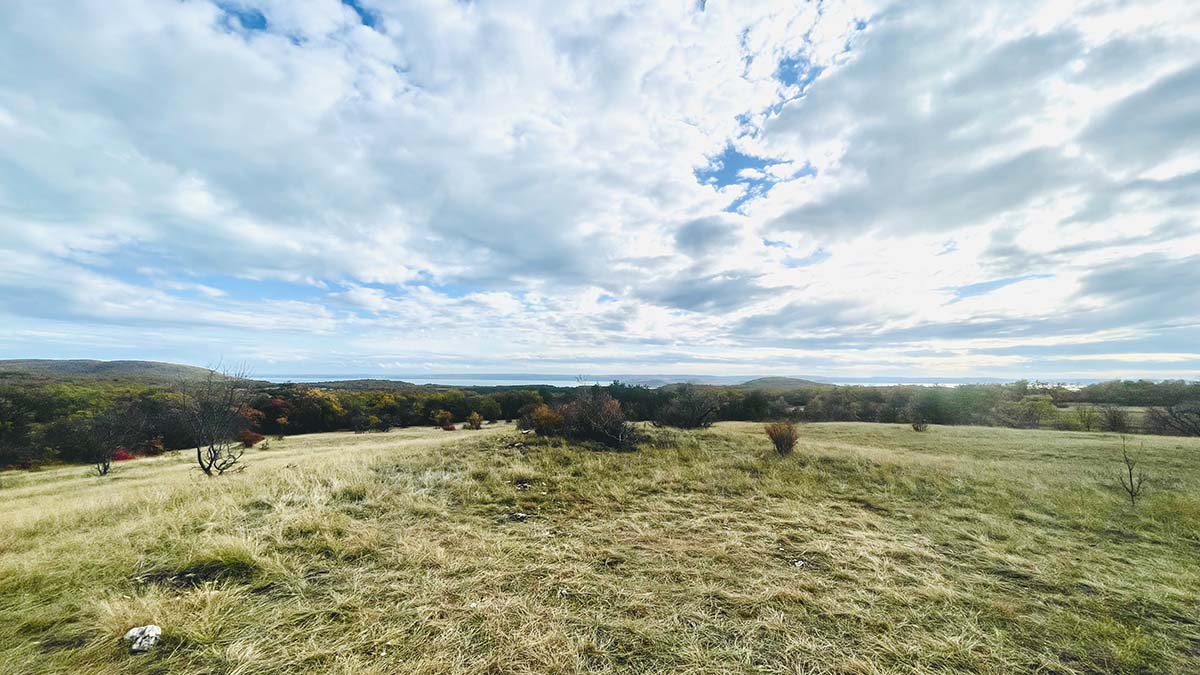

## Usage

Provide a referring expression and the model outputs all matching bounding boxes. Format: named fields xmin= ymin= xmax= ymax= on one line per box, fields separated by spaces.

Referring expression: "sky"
xmin=1 ymin=0 xmax=1198 ymax=381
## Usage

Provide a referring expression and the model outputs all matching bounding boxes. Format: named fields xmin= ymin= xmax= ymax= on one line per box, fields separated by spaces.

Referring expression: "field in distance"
xmin=1 ymin=422 xmax=1198 ymax=674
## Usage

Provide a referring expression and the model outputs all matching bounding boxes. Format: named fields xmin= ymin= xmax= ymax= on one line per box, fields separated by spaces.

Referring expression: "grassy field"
xmin=1 ymin=422 xmax=1198 ymax=674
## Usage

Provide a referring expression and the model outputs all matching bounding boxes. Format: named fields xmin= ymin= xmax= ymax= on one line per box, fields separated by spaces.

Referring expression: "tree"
xmin=466 ymin=411 xmax=484 ymax=430
xmin=471 ymin=396 xmax=502 ymax=423
xmin=1098 ymin=405 xmax=1131 ymax=433
xmin=1144 ymin=401 xmax=1200 ymax=436
xmin=992 ymin=395 xmax=1057 ymax=429
xmin=655 ymin=384 xmax=722 ymax=428
xmin=0 ymin=393 xmax=40 ymax=469
xmin=41 ymin=400 xmax=146 ymax=476
xmin=1074 ymin=405 xmax=1099 ymax=432
xmin=84 ymin=401 xmax=147 ymax=475
xmin=496 ymin=389 xmax=543 ymax=421
xmin=175 ymin=368 xmax=252 ymax=476
xmin=766 ymin=397 xmax=793 ymax=421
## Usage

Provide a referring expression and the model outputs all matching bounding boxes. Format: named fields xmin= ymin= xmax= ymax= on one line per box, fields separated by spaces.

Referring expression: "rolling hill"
xmin=732 ymin=376 xmax=830 ymax=391
xmin=0 ymin=359 xmax=236 ymax=384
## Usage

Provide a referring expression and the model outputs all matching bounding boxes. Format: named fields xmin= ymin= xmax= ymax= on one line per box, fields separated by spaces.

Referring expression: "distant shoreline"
xmin=257 ymin=374 xmax=1090 ymax=388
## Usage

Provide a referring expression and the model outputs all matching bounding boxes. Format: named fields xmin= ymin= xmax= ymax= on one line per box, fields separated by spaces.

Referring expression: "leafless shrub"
xmin=1117 ymin=436 xmax=1148 ymax=507
xmin=765 ymin=421 xmax=798 ymax=456
xmin=911 ymin=421 xmax=929 ymax=432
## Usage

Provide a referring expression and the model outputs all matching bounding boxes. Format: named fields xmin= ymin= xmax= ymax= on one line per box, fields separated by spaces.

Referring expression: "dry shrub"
xmin=466 ymin=411 xmax=483 ymax=430
xmin=559 ymin=388 xmax=638 ymax=449
xmin=238 ymin=431 xmax=265 ymax=448
xmin=765 ymin=421 xmax=798 ymax=456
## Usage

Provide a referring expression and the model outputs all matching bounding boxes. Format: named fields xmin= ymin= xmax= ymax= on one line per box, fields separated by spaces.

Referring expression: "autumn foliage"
xmin=239 ymin=430 xmax=265 ymax=448
xmin=433 ymin=409 xmax=455 ymax=431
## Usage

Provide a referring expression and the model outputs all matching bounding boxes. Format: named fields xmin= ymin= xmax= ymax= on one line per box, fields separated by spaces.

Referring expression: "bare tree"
xmin=1144 ymin=401 xmax=1200 ymax=437
xmin=176 ymin=366 xmax=252 ymax=476
xmin=1098 ymin=404 xmax=1131 ymax=433
xmin=87 ymin=401 xmax=147 ymax=475
xmin=1117 ymin=436 xmax=1148 ymax=507
xmin=50 ymin=400 xmax=146 ymax=476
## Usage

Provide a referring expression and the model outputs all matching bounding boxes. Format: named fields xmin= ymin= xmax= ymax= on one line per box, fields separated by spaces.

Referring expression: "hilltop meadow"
xmin=2 ymin=421 xmax=1199 ymax=674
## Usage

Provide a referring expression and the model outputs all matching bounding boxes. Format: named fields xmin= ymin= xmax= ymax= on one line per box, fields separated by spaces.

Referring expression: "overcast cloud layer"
xmin=1 ymin=0 xmax=1198 ymax=380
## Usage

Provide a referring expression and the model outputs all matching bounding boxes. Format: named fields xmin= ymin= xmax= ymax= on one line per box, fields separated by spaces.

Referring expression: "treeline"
xmin=0 ymin=382 xmax=550 ymax=469
xmin=610 ymin=380 xmax=1200 ymax=434
xmin=2 ymin=378 xmax=1197 ymax=470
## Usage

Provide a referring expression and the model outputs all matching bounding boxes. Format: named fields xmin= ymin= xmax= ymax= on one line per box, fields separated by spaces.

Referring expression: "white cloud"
xmin=0 ymin=0 xmax=1196 ymax=378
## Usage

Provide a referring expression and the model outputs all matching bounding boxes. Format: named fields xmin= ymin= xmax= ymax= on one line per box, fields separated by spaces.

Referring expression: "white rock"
xmin=123 ymin=625 xmax=161 ymax=653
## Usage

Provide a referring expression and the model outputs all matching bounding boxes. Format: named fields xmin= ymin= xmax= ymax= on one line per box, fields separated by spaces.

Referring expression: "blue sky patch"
xmin=694 ymin=143 xmax=781 ymax=188
xmin=341 ymin=0 xmax=379 ymax=28
xmin=217 ymin=3 xmax=267 ymax=32
xmin=785 ymin=248 xmax=831 ymax=268
xmin=950 ymin=274 xmax=1052 ymax=301
xmin=776 ymin=54 xmax=824 ymax=90
xmin=695 ymin=145 xmax=812 ymax=212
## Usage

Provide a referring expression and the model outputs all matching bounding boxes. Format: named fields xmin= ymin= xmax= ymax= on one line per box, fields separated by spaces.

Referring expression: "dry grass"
xmin=2 ymin=422 xmax=1198 ymax=674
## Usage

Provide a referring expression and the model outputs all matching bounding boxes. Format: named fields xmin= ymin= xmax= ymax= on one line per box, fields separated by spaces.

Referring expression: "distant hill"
xmin=733 ymin=376 xmax=830 ymax=391
xmin=0 ymin=359 xmax=242 ymax=384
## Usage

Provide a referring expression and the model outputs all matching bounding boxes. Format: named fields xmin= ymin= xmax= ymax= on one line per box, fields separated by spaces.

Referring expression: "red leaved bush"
xmin=112 ymin=448 xmax=136 ymax=462
xmin=239 ymin=430 xmax=265 ymax=448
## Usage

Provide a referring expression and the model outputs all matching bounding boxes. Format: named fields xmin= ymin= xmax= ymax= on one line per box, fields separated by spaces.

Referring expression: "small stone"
xmin=123 ymin=625 xmax=162 ymax=653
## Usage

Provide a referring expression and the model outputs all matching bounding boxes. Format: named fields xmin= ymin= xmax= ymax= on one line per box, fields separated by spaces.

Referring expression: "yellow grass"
xmin=2 ymin=422 xmax=1198 ymax=674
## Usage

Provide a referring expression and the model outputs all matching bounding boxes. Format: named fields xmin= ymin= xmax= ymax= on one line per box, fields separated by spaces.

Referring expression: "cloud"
xmin=0 ymin=0 xmax=1197 ymax=378
xmin=638 ymin=268 xmax=771 ymax=313
xmin=1082 ymin=63 xmax=1200 ymax=169
xmin=674 ymin=214 xmax=744 ymax=257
